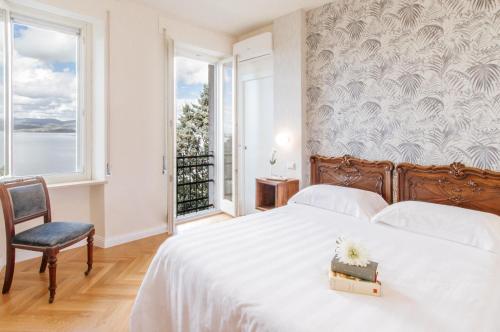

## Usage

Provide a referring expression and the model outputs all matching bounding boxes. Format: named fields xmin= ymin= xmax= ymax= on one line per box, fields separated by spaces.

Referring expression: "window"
xmin=0 ymin=6 xmax=89 ymax=182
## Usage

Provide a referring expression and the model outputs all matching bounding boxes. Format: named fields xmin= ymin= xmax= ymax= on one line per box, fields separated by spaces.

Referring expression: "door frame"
xmin=173 ymin=49 xmax=223 ymax=222
xmin=217 ymin=56 xmax=238 ymax=216
xmin=237 ymin=55 xmax=273 ymax=216
xmin=163 ymin=31 xmax=176 ymax=234
xmin=165 ymin=40 xmax=238 ymax=223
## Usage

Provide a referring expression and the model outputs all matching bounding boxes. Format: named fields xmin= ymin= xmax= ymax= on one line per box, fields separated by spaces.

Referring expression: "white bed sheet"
xmin=130 ymin=203 xmax=500 ymax=332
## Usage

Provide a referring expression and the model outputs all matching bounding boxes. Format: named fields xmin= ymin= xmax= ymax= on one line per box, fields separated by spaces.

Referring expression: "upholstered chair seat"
xmin=13 ymin=222 xmax=94 ymax=247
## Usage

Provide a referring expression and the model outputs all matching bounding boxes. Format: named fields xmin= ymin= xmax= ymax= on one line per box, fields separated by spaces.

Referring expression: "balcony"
xmin=176 ymin=154 xmax=215 ymax=217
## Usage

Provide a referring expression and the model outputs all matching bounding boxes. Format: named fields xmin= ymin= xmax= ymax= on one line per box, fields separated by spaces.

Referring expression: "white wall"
xmin=0 ymin=0 xmax=234 ymax=269
xmin=236 ymin=24 xmax=273 ymax=42
xmin=272 ymin=10 xmax=307 ymax=186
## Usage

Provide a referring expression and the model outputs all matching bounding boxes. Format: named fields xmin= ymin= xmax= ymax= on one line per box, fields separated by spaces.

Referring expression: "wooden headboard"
xmin=397 ymin=163 xmax=500 ymax=215
xmin=310 ymin=155 xmax=394 ymax=203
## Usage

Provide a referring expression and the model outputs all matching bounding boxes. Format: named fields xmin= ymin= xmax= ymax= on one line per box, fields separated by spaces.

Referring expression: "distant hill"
xmin=14 ymin=118 xmax=76 ymax=133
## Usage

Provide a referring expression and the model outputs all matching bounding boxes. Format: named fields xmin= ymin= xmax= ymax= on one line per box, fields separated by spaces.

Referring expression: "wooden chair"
xmin=0 ymin=177 xmax=95 ymax=303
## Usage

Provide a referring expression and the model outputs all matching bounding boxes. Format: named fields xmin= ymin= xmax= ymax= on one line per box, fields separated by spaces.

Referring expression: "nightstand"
xmin=255 ymin=178 xmax=299 ymax=211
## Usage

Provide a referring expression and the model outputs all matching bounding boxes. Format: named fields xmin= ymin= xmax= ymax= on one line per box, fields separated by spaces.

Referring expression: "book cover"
xmin=331 ymin=256 xmax=378 ymax=282
xmin=329 ymin=271 xmax=382 ymax=297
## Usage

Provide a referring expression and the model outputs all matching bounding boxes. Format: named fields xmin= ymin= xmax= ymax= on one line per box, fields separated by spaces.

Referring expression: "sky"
xmin=175 ymin=56 xmax=209 ymax=113
xmin=174 ymin=56 xmax=234 ymax=133
xmin=8 ymin=22 xmax=78 ymax=122
xmin=4 ymin=26 xmax=213 ymax=122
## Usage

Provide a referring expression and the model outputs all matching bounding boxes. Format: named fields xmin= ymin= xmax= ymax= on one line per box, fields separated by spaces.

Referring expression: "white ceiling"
xmin=140 ymin=0 xmax=331 ymax=36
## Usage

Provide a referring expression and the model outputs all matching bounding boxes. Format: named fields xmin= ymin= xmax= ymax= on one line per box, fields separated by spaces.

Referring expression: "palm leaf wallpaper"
xmin=306 ymin=0 xmax=500 ymax=171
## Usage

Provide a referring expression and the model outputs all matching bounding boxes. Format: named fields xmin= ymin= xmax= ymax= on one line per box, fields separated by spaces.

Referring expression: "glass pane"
xmin=11 ymin=21 xmax=79 ymax=176
xmin=222 ymin=62 xmax=233 ymax=201
xmin=0 ymin=12 xmax=5 ymax=176
xmin=175 ymin=56 xmax=210 ymax=156
xmin=175 ymin=56 xmax=216 ymax=217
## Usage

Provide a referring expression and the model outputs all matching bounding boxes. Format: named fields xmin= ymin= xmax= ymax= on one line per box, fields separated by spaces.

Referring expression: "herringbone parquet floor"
xmin=0 ymin=233 xmax=168 ymax=332
xmin=0 ymin=213 xmax=232 ymax=332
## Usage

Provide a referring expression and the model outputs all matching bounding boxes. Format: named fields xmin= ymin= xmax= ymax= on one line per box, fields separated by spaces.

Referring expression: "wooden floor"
xmin=0 ymin=213 xmax=232 ymax=332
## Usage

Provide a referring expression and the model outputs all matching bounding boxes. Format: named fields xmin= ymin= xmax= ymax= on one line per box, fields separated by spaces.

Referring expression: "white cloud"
xmin=12 ymin=51 xmax=77 ymax=120
xmin=14 ymin=25 xmax=77 ymax=63
xmin=0 ymin=26 xmax=77 ymax=121
xmin=7 ymin=24 xmax=78 ymax=121
xmin=175 ymin=57 xmax=209 ymax=85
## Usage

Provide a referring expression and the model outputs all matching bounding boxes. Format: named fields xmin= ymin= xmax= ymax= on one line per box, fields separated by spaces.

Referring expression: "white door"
xmin=238 ymin=55 xmax=274 ymax=215
xmin=218 ymin=58 xmax=237 ymax=216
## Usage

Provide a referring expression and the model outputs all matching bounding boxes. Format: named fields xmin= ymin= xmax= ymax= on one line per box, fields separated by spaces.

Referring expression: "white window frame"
xmin=0 ymin=2 xmax=92 ymax=184
xmin=217 ymin=57 xmax=237 ymax=216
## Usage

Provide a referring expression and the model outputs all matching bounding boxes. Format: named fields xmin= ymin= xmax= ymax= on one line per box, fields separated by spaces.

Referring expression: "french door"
xmin=166 ymin=48 xmax=238 ymax=223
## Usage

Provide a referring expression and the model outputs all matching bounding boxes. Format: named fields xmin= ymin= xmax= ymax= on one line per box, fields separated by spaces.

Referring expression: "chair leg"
xmin=85 ymin=230 xmax=94 ymax=276
xmin=2 ymin=246 xmax=15 ymax=294
xmin=48 ymin=250 xmax=59 ymax=303
xmin=39 ymin=252 xmax=48 ymax=273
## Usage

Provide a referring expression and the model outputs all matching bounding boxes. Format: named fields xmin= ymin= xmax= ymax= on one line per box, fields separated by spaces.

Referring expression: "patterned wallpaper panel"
xmin=306 ymin=0 xmax=500 ymax=171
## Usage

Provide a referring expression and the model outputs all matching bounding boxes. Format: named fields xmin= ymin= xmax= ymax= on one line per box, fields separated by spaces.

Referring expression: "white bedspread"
xmin=130 ymin=204 xmax=500 ymax=332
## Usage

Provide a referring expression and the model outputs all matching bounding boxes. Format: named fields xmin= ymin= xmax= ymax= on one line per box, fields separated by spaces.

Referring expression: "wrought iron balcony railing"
xmin=176 ymin=153 xmax=214 ymax=217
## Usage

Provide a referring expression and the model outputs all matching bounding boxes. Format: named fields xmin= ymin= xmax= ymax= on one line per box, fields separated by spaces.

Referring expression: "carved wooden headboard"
xmin=310 ymin=155 xmax=394 ymax=203
xmin=397 ymin=163 xmax=500 ymax=215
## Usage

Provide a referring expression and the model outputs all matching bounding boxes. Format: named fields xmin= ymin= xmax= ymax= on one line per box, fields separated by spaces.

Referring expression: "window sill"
xmin=47 ymin=179 xmax=107 ymax=189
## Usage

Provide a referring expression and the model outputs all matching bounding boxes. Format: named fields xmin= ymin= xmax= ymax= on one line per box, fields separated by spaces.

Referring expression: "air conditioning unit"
xmin=233 ymin=32 xmax=273 ymax=61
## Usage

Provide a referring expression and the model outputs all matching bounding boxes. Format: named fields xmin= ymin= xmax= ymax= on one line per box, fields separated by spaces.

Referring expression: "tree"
xmin=176 ymin=84 xmax=212 ymax=215
xmin=176 ymin=84 xmax=210 ymax=156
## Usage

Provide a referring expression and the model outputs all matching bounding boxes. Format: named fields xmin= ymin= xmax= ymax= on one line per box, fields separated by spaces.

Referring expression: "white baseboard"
xmin=94 ymin=235 xmax=105 ymax=248
xmin=0 ymin=240 xmax=89 ymax=270
xmin=0 ymin=226 xmax=168 ymax=271
xmin=102 ymin=225 xmax=169 ymax=248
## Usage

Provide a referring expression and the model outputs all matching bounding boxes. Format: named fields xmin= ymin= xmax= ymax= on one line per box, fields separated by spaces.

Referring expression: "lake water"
xmin=0 ymin=132 xmax=78 ymax=176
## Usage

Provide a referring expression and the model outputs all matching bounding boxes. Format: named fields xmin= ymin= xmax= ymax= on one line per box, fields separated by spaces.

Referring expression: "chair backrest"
xmin=0 ymin=177 xmax=51 ymax=241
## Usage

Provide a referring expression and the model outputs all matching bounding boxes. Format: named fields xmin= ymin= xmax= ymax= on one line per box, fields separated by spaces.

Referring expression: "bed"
xmin=130 ymin=156 xmax=500 ymax=332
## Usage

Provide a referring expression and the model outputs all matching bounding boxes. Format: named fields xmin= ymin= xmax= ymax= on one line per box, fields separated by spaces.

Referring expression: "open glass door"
xmin=218 ymin=58 xmax=237 ymax=216
xmin=174 ymin=53 xmax=217 ymax=220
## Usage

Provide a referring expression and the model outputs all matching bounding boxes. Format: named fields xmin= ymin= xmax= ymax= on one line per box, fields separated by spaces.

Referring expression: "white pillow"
xmin=288 ymin=184 xmax=388 ymax=222
xmin=372 ymin=201 xmax=500 ymax=253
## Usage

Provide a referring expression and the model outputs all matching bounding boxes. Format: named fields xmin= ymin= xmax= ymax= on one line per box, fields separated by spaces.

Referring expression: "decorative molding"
xmin=338 ymin=155 xmax=353 ymax=167
xmin=449 ymin=163 xmax=466 ymax=178
xmin=310 ymin=155 xmax=394 ymax=202
xmin=319 ymin=164 xmax=362 ymax=187
xmin=436 ymin=177 xmax=482 ymax=205
xmin=397 ymin=162 xmax=500 ymax=215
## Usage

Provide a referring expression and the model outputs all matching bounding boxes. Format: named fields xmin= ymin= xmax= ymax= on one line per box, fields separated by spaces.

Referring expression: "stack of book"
xmin=329 ymin=256 xmax=382 ymax=297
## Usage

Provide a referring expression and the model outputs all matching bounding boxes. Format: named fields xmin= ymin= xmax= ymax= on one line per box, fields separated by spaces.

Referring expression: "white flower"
xmin=335 ymin=237 xmax=369 ymax=267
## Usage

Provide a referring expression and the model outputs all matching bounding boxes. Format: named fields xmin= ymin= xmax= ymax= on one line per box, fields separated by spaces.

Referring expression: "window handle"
xmin=162 ymin=155 xmax=167 ymax=174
